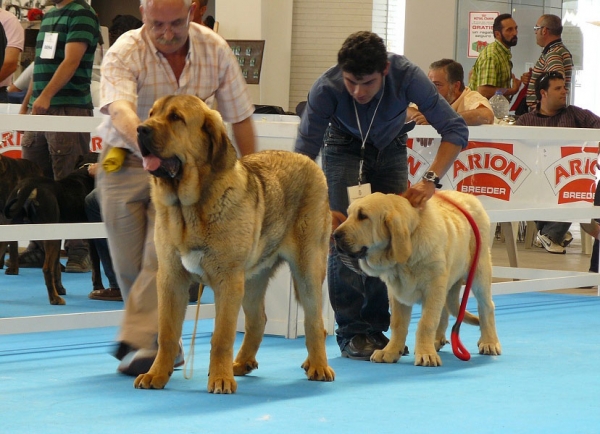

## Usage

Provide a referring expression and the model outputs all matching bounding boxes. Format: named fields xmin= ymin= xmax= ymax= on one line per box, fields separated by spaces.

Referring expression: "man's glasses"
xmin=533 ymin=25 xmax=544 ymax=32
xmin=148 ymin=10 xmax=191 ymax=35
xmin=538 ymin=71 xmax=564 ymax=86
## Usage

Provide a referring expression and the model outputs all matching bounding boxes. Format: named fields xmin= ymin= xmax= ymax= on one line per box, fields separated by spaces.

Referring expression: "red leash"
xmin=436 ymin=193 xmax=482 ymax=362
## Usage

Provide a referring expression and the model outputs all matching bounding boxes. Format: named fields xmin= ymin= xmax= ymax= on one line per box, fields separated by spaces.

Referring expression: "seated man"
xmin=516 ymin=71 xmax=600 ymax=254
xmin=408 ymin=58 xmax=494 ymax=126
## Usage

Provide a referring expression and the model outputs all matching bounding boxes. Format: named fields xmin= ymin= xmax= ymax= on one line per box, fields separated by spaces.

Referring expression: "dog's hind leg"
xmin=472 ymin=259 xmax=501 ymax=356
xmin=42 ymin=240 xmax=65 ymax=305
xmin=233 ymin=267 xmax=271 ymax=376
xmin=289 ymin=254 xmax=335 ymax=382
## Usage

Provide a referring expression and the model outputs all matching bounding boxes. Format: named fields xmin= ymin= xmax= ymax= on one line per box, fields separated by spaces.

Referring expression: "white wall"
xmin=217 ymin=0 xmax=292 ymax=111
xmin=403 ymin=0 xmax=457 ymax=72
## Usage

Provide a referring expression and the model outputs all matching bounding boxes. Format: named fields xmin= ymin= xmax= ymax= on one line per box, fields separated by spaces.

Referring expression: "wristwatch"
xmin=422 ymin=170 xmax=442 ymax=189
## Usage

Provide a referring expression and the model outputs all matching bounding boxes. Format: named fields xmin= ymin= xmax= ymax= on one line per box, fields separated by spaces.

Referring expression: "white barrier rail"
xmin=1 ymin=112 xmax=599 ymax=336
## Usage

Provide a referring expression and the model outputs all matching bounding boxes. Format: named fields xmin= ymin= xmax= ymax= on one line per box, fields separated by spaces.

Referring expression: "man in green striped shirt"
xmin=468 ymin=13 xmax=522 ymax=100
xmin=18 ymin=0 xmax=100 ymax=273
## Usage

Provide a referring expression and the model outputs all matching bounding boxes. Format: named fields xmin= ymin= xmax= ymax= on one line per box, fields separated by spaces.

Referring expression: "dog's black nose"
xmin=137 ymin=125 xmax=152 ymax=140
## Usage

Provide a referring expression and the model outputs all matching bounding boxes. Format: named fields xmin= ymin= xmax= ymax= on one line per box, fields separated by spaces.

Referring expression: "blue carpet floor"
xmin=1 ymin=289 xmax=600 ymax=433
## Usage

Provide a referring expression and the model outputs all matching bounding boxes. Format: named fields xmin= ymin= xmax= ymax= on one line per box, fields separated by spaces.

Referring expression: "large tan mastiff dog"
xmin=333 ymin=191 xmax=501 ymax=366
xmin=133 ymin=95 xmax=334 ymax=393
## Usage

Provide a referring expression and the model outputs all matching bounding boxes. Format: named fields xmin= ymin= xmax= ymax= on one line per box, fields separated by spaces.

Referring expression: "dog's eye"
xmin=169 ymin=112 xmax=183 ymax=122
xmin=357 ymin=209 xmax=368 ymax=221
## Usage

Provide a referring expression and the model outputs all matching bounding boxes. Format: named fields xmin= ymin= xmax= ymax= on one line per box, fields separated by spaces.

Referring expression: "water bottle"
xmin=489 ymin=90 xmax=509 ymax=120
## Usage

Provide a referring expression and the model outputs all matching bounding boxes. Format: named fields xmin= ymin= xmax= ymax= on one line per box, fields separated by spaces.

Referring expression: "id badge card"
xmin=41 ymin=33 xmax=59 ymax=59
xmin=347 ymin=183 xmax=371 ymax=204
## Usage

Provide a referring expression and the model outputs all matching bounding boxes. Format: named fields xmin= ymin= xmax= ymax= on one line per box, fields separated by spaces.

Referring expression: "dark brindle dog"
xmin=4 ymin=157 xmax=102 ymax=305
xmin=0 ymin=154 xmax=43 ymax=275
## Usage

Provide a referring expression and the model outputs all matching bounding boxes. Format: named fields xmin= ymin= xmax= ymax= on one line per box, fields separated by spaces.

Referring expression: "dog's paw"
xmin=233 ymin=358 xmax=258 ymax=376
xmin=301 ymin=359 xmax=335 ymax=381
xmin=414 ymin=352 xmax=442 ymax=367
xmin=50 ymin=296 xmax=66 ymax=305
xmin=134 ymin=372 xmax=170 ymax=389
xmin=478 ymin=341 xmax=502 ymax=356
xmin=208 ymin=374 xmax=237 ymax=394
xmin=5 ymin=267 xmax=18 ymax=275
xmin=370 ymin=349 xmax=401 ymax=363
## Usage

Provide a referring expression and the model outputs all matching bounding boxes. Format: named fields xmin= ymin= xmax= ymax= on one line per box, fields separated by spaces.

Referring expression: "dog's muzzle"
xmin=137 ymin=125 xmax=183 ymax=179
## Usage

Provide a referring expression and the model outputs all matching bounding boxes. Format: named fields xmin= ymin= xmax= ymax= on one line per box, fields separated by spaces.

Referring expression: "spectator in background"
xmin=0 ymin=22 xmax=6 ymax=74
xmin=17 ymin=0 xmax=100 ymax=272
xmin=203 ymin=15 xmax=215 ymax=30
xmin=409 ymin=58 xmax=494 ymax=126
xmin=516 ymin=71 xmax=600 ymax=254
xmin=468 ymin=13 xmax=522 ymax=100
xmin=108 ymin=14 xmax=143 ymax=46
xmin=0 ymin=6 xmax=24 ymax=103
xmin=524 ymin=14 xmax=573 ymax=110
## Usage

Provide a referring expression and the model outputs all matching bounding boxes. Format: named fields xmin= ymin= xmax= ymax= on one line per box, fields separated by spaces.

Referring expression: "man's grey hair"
xmin=140 ymin=0 xmax=193 ymax=8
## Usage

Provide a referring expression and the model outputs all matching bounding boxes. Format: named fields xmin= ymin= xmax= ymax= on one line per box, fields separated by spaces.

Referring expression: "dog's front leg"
xmin=371 ymin=291 xmax=411 ymax=363
xmin=208 ymin=273 xmax=245 ymax=394
xmin=414 ymin=279 xmax=446 ymax=367
xmin=134 ymin=266 xmax=189 ymax=390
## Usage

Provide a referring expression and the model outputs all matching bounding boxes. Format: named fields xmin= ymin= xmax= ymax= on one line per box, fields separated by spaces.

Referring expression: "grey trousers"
xmin=96 ymin=147 xmax=159 ymax=350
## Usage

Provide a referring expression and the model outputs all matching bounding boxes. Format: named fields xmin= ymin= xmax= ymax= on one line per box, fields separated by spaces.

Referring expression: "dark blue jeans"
xmin=322 ymin=125 xmax=408 ymax=350
xmin=85 ymin=189 xmax=119 ymax=289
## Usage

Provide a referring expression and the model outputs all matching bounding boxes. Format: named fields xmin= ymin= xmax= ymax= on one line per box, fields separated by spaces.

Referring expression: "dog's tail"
xmin=446 ymin=281 xmax=480 ymax=326
xmin=4 ymin=180 xmax=41 ymax=222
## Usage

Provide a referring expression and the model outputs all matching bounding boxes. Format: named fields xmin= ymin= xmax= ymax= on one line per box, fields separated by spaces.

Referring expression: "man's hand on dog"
xmin=403 ymin=181 xmax=436 ymax=209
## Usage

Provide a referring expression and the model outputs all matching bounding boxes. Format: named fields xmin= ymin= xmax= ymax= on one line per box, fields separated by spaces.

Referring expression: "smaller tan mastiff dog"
xmin=334 ymin=191 xmax=501 ymax=366
xmin=133 ymin=95 xmax=334 ymax=393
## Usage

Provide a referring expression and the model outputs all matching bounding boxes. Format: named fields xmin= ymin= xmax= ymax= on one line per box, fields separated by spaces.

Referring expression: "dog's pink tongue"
xmin=142 ymin=155 xmax=161 ymax=172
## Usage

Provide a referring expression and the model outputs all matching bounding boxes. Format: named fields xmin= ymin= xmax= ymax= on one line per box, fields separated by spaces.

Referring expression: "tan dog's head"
xmin=137 ymin=95 xmax=236 ymax=180
xmin=333 ymin=193 xmax=419 ymax=275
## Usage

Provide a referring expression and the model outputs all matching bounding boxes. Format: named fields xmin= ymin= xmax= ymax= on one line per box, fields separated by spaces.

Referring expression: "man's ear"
xmin=382 ymin=61 xmax=391 ymax=77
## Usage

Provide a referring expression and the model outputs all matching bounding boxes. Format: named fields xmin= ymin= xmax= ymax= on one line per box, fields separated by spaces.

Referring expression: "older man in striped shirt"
xmin=96 ymin=0 xmax=256 ymax=375
xmin=524 ymin=14 xmax=573 ymax=110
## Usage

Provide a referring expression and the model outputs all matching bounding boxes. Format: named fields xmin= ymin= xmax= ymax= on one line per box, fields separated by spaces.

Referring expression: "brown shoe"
xmin=88 ymin=288 xmax=123 ymax=301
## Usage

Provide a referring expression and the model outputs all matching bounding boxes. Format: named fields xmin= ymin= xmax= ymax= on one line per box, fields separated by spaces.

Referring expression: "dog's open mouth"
xmin=143 ymin=154 xmax=182 ymax=179
xmin=138 ymin=134 xmax=182 ymax=179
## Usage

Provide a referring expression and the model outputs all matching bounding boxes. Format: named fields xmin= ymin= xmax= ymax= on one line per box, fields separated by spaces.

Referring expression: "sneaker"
xmin=65 ymin=254 xmax=92 ymax=273
xmin=537 ymin=233 xmax=566 ymax=254
xmin=18 ymin=248 xmax=45 ymax=268
xmin=561 ymin=231 xmax=573 ymax=247
xmin=118 ymin=341 xmax=185 ymax=376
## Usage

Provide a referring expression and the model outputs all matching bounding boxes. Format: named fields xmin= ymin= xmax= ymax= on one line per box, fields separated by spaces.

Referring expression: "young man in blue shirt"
xmin=295 ymin=31 xmax=469 ymax=360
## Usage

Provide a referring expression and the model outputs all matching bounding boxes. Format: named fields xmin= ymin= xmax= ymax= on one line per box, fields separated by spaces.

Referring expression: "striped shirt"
xmin=468 ymin=40 xmax=513 ymax=91
xmin=30 ymin=2 xmax=99 ymax=109
xmin=526 ymin=39 xmax=573 ymax=108
xmin=99 ymin=23 xmax=253 ymax=153
xmin=515 ymin=105 xmax=600 ymax=128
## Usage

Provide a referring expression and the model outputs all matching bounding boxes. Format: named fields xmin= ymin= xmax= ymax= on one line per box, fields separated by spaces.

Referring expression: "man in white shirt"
xmin=0 ymin=7 xmax=24 ymax=102
xmin=409 ymin=58 xmax=494 ymax=126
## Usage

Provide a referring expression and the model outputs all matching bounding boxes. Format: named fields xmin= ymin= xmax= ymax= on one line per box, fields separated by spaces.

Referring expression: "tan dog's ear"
xmin=385 ymin=212 xmax=412 ymax=264
xmin=202 ymin=109 xmax=237 ymax=172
